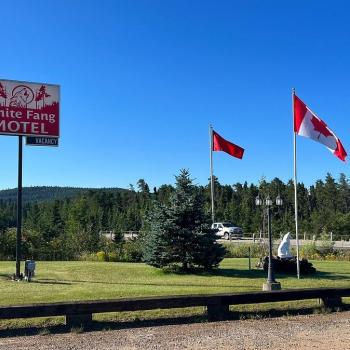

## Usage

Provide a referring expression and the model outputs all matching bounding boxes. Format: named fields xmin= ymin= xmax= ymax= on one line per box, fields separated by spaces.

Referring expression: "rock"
xmin=258 ymin=256 xmax=316 ymax=275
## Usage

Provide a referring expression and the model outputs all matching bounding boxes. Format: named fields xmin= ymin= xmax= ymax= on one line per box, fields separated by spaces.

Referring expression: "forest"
xmin=0 ymin=172 xmax=349 ymax=261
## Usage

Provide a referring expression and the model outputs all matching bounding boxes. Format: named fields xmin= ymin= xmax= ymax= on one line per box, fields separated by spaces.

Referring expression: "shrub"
xmin=223 ymin=243 xmax=268 ymax=258
xmin=108 ymin=252 xmax=119 ymax=262
xmin=78 ymin=242 xmax=141 ymax=263
xmin=300 ymin=241 xmax=340 ymax=261
xmin=79 ymin=252 xmax=98 ymax=261
xmin=96 ymin=251 xmax=108 ymax=261
xmin=121 ymin=239 xmax=143 ymax=262
xmin=318 ymin=240 xmax=335 ymax=257
xmin=300 ymin=243 xmax=318 ymax=259
xmin=310 ymin=252 xmax=321 ymax=260
xmin=325 ymin=253 xmax=337 ymax=261
xmin=336 ymin=250 xmax=350 ymax=261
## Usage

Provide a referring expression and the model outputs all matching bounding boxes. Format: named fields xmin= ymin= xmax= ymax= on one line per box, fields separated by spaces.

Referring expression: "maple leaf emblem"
xmin=311 ymin=116 xmax=333 ymax=139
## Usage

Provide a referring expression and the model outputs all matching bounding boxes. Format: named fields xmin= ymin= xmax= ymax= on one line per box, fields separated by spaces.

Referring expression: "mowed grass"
xmin=1 ymin=259 xmax=350 ymax=304
xmin=0 ymin=259 xmax=349 ymax=329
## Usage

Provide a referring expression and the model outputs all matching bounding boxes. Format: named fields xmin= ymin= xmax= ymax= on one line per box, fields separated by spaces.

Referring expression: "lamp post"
xmin=256 ymin=194 xmax=283 ymax=291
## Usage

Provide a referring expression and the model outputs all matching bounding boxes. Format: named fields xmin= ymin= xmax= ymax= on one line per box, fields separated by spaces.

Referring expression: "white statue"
xmin=278 ymin=232 xmax=293 ymax=259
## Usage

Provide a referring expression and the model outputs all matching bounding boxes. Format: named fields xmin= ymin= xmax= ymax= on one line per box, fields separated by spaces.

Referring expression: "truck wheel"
xmin=224 ymin=233 xmax=229 ymax=240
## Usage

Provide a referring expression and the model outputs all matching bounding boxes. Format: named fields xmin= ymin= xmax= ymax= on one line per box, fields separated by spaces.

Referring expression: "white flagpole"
xmin=209 ymin=125 xmax=215 ymax=223
xmin=292 ymin=88 xmax=301 ymax=279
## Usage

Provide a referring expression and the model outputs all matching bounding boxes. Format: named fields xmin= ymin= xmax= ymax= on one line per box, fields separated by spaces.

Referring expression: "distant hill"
xmin=0 ymin=186 xmax=127 ymax=204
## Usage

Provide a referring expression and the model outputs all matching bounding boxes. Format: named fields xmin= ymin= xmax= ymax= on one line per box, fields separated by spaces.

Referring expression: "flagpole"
xmin=292 ymin=88 xmax=301 ymax=279
xmin=209 ymin=125 xmax=215 ymax=223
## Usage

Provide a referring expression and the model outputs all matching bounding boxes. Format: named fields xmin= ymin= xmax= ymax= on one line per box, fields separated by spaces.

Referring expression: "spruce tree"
xmin=142 ymin=169 xmax=226 ymax=271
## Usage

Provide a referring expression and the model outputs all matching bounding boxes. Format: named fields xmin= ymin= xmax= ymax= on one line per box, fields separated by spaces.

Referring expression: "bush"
xmin=318 ymin=240 xmax=335 ymax=257
xmin=78 ymin=241 xmax=141 ymax=263
xmin=336 ymin=250 xmax=350 ymax=261
xmin=96 ymin=251 xmax=108 ymax=261
xmin=223 ymin=243 xmax=268 ymax=258
xmin=121 ymin=239 xmax=143 ymax=262
xmin=300 ymin=243 xmax=318 ymax=259
xmin=79 ymin=252 xmax=99 ymax=261
xmin=108 ymin=252 xmax=120 ymax=262
xmin=298 ymin=241 xmax=350 ymax=261
xmin=324 ymin=253 xmax=337 ymax=261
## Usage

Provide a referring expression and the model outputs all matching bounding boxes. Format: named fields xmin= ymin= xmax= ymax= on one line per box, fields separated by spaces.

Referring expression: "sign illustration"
xmin=0 ymin=79 xmax=60 ymax=137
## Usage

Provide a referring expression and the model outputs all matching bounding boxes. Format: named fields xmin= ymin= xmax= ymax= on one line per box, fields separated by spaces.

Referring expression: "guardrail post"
xmin=207 ymin=301 xmax=229 ymax=321
xmin=66 ymin=313 xmax=92 ymax=328
xmin=321 ymin=296 xmax=342 ymax=310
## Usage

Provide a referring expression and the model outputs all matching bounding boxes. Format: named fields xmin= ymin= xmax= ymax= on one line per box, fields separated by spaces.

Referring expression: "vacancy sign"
xmin=26 ymin=136 xmax=59 ymax=147
xmin=0 ymin=79 xmax=60 ymax=137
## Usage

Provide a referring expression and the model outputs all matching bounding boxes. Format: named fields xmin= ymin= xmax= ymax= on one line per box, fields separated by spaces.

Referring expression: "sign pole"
xmin=16 ymin=135 xmax=23 ymax=278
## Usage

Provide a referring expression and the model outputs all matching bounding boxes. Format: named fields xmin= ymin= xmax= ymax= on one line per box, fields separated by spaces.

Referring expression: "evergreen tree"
xmin=338 ymin=173 xmax=350 ymax=212
xmin=142 ymin=169 xmax=226 ymax=271
xmin=141 ymin=202 xmax=175 ymax=268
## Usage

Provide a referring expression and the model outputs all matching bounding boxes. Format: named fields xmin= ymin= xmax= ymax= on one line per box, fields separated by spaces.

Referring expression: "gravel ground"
xmin=1 ymin=311 xmax=350 ymax=350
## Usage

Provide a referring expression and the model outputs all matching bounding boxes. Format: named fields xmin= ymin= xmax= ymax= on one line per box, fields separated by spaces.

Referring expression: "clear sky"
xmin=1 ymin=0 xmax=349 ymax=190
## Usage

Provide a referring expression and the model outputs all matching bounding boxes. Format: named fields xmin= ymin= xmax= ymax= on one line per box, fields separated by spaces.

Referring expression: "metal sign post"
xmin=16 ymin=136 xmax=23 ymax=278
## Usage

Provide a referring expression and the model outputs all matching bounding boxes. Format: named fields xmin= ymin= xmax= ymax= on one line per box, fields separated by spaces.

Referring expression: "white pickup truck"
xmin=211 ymin=222 xmax=243 ymax=240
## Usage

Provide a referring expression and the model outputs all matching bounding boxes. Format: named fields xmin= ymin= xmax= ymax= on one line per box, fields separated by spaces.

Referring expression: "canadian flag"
xmin=294 ymin=94 xmax=347 ymax=161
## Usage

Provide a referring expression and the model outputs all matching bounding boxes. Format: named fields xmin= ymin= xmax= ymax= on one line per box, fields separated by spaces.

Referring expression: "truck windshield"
xmin=222 ymin=223 xmax=234 ymax=227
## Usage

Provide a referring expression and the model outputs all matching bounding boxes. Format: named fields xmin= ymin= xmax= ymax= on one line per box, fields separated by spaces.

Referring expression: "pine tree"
xmin=338 ymin=173 xmax=350 ymax=212
xmin=142 ymin=169 xmax=226 ymax=271
xmin=141 ymin=202 xmax=175 ymax=268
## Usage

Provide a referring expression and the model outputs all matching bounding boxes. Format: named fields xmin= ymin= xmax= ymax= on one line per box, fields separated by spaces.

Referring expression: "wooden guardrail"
xmin=0 ymin=287 xmax=349 ymax=327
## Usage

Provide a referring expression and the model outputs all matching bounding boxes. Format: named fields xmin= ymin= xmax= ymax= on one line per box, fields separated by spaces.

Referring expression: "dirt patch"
xmin=0 ymin=311 xmax=350 ymax=349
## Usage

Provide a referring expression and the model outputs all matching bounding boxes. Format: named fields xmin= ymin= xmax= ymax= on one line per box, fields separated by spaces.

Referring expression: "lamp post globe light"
xmin=255 ymin=194 xmax=283 ymax=291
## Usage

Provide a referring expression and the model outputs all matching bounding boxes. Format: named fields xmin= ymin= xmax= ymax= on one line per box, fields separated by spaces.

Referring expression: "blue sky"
xmin=1 ymin=0 xmax=349 ymax=190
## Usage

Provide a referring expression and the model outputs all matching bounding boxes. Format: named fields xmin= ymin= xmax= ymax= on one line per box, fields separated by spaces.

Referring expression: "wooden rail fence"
xmin=0 ymin=287 xmax=349 ymax=327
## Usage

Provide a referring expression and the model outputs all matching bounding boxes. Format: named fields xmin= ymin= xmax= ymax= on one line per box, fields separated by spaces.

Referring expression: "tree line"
xmin=0 ymin=172 xmax=349 ymax=261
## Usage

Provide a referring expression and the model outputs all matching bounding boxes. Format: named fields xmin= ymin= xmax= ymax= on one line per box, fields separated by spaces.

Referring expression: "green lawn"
xmin=0 ymin=259 xmax=349 ymax=329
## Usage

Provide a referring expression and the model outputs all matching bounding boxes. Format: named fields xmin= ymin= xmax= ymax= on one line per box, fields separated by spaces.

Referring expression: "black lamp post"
xmin=256 ymin=194 xmax=283 ymax=291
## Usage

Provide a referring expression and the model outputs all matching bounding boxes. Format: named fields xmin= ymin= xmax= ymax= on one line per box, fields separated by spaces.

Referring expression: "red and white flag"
xmin=212 ymin=130 xmax=244 ymax=159
xmin=294 ymin=94 xmax=347 ymax=161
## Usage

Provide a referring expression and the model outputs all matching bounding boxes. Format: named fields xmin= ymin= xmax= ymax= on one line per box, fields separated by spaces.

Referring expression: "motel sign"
xmin=0 ymin=79 xmax=60 ymax=137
